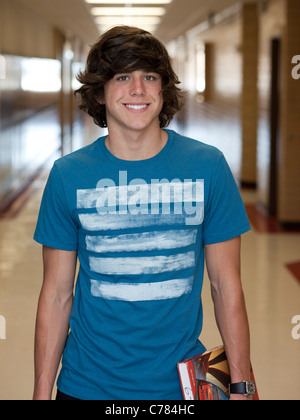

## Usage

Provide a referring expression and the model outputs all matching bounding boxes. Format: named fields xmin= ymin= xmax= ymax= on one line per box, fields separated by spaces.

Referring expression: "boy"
xmin=33 ymin=26 xmax=253 ymax=400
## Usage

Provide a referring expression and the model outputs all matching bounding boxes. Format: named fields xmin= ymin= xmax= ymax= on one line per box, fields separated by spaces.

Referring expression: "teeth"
xmin=126 ymin=104 xmax=148 ymax=110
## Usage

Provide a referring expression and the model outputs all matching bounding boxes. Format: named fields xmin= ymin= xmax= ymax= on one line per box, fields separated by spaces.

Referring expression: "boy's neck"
xmin=105 ymin=126 xmax=168 ymax=161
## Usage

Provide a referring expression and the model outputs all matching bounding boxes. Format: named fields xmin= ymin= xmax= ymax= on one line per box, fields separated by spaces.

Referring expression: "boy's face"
xmin=101 ymin=70 xmax=164 ymax=133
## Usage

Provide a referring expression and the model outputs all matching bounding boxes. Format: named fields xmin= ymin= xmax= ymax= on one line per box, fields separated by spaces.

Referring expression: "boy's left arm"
xmin=205 ymin=236 xmax=252 ymax=401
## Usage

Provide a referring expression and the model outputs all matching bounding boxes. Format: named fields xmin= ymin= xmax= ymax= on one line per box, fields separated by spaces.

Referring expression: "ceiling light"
xmin=91 ymin=7 xmax=166 ymax=16
xmin=98 ymin=24 xmax=158 ymax=33
xmin=86 ymin=0 xmax=172 ymax=4
xmin=95 ymin=16 xmax=161 ymax=25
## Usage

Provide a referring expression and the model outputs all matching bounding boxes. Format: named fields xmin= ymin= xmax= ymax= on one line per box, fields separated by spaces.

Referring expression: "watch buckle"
xmin=245 ymin=381 xmax=255 ymax=397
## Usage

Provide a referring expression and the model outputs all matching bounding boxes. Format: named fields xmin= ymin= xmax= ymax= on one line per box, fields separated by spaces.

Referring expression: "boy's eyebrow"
xmin=115 ymin=70 xmax=160 ymax=75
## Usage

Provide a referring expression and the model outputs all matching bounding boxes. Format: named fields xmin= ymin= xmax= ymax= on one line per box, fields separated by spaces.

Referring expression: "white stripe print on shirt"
xmin=77 ymin=172 xmax=204 ymax=302
xmin=90 ymin=277 xmax=194 ymax=302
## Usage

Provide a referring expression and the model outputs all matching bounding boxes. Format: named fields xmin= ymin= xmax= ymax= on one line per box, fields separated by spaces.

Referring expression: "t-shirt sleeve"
xmin=203 ymin=153 xmax=251 ymax=245
xmin=34 ymin=163 xmax=78 ymax=251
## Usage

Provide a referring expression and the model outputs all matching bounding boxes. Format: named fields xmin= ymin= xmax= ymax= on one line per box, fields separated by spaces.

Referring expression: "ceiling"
xmin=17 ymin=0 xmax=100 ymax=44
xmin=155 ymin=0 xmax=243 ymax=43
xmin=17 ymin=0 xmax=243 ymax=45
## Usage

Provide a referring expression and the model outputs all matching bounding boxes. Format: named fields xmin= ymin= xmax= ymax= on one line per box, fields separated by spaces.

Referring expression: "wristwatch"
xmin=229 ymin=381 xmax=256 ymax=397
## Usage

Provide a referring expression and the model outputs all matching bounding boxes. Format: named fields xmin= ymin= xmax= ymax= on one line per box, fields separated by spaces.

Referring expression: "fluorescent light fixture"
xmin=91 ymin=7 xmax=166 ymax=16
xmin=96 ymin=16 xmax=161 ymax=25
xmin=86 ymin=0 xmax=172 ymax=4
xmin=99 ymin=24 xmax=158 ymax=33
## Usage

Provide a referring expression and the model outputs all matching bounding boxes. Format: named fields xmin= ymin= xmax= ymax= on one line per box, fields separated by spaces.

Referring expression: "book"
xmin=177 ymin=346 xmax=259 ymax=400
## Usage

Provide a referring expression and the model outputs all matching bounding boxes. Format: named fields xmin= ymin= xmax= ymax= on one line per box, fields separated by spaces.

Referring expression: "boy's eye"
xmin=144 ymin=75 xmax=156 ymax=81
xmin=115 ymin=73 xmax=159 ymax=82
xmin=117 ymin=75 xmax=129 ymax=82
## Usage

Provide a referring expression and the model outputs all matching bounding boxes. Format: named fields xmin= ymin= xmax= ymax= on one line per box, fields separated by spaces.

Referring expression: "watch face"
xmin=246 ymin=382 xmax=256 ymax=396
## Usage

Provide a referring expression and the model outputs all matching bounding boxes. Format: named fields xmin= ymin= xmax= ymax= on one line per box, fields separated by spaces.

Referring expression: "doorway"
xmin=268 ymin=38 xmax=281 ymax=216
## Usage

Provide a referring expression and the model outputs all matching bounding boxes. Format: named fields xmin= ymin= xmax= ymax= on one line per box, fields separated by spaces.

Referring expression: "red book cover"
xmin=177 ymin=346 xmax=259 ymax=400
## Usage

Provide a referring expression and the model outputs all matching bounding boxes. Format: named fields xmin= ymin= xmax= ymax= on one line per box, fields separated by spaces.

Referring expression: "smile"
xmin=125 ymin=104 xmax=150 ymax=111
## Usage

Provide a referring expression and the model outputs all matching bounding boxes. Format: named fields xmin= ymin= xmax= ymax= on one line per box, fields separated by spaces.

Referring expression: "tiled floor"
xmin=0 ymin=123 xmax=300 ymax=400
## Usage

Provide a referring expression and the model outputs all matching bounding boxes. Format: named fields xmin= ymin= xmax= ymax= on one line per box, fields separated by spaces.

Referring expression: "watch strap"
xmin=229 ymin=381 xmax=255 ymax=396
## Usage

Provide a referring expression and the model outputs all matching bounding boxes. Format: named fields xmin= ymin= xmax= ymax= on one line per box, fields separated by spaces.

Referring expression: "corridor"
xmin=1 ymin=0 xmax=300 ymax=400
xmin=0 ymin=113 xmax=299 ymax=400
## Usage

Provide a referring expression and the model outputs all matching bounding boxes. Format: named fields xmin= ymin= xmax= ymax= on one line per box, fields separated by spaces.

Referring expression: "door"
xmin=268 ymin=38 xmax=281 ymax=216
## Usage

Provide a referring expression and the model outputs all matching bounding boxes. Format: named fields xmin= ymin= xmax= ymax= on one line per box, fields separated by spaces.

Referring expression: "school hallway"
xmin=1 ymin=0 xmax=300 ymax=401
xmin=0 ymin=113 xmax=299 ymax=400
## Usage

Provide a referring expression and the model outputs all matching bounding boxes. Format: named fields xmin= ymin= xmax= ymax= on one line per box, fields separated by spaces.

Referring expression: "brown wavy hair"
xmin=75 ymin=26 xmax=184 ymax=128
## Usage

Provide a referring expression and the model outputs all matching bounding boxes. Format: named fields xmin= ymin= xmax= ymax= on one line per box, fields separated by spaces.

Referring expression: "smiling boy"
xmin=102 ymin=70 xmax=168 ymax=161
xmin=33 ymin=26 xmax=254 ymax=400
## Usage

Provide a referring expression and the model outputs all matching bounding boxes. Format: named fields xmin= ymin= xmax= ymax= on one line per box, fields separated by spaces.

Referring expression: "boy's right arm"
xmin=33 ymin=246 xmax=77 ymax=400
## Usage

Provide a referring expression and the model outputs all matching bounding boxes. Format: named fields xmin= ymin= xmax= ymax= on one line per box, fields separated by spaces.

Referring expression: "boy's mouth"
xmin=124 ymin=104 xmax=150 ymax=111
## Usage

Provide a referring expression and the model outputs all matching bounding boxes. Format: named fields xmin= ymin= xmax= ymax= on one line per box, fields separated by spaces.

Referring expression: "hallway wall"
xmin=0 ymin=0 xmax=86 ymax=212
xmin=0 ymin=0 xmax=56 ymax=59
xmin=257 ymin=0 xmax=286 ymax=216
xmin=257 ymin=0 xmax=300 ymax=223
xmin=278 ymin=0 xmax=300 ymax=223
xmin=168 ymin=3 xmax=247 ymax=180
xmin=169 ymin=0 xmax=300 ymax=225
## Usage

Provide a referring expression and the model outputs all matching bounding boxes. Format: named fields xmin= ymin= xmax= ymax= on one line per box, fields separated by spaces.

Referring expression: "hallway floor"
xmin=0 ymin=122 xmax=299 ymax=400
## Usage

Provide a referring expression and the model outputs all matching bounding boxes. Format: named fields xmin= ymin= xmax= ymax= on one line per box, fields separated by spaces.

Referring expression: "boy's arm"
xmin=205 ymin=236 xmax=252 ymax=401
xmin=33 ymin=246 xmax=77 ymax=400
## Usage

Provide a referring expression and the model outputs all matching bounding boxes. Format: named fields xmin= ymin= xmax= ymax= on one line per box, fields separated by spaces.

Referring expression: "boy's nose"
xmin=129 ymin=77 xmax=146 ymax=96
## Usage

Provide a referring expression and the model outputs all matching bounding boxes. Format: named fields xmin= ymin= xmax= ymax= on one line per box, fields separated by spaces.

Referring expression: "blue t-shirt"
xmin=34 ymin=130 xmax=251 ymax=400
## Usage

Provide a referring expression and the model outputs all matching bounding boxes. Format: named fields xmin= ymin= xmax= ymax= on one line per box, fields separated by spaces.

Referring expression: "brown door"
xmin=268 ymin=38 xmax=281 ymax=216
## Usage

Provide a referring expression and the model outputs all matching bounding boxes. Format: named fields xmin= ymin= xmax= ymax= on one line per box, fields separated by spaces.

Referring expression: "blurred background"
xmin=0 ymin=0 xmax=299 ymax=400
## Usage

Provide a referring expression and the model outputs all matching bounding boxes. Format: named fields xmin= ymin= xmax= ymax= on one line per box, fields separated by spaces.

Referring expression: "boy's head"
xmin=76 ymin=26 xmax=183 ymax=128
